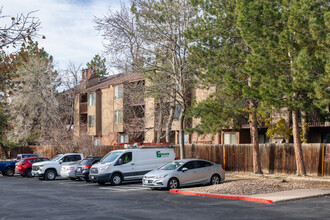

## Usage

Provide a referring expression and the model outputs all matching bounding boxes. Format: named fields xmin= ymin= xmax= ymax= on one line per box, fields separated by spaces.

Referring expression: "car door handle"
xmin=131 ymin=163 xmax=135 ymax=165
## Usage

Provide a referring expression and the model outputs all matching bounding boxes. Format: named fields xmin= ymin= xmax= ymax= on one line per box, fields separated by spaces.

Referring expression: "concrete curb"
xmin=169 ymin=189 xmax=330 ymax=204
xmin=169 ymin=189 xmax=274 ymax=204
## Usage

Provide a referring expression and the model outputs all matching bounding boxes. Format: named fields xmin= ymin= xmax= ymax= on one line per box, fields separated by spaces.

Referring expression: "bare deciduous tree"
xmin=0 ymin=7 xmax=41 ymax=49
xmin=94 ymin=2 xmax=144 ymax=73
xmin=132 ymin=0 xmax=197 ymax=158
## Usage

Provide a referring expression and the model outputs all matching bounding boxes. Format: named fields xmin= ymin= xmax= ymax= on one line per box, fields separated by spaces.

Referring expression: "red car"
xmin=15 ymin=157 xmax=49 ymax=177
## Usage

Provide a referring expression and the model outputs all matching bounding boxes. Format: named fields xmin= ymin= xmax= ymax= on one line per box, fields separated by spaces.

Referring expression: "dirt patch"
xmin=186 ymin=174 xmax=330 ymax=195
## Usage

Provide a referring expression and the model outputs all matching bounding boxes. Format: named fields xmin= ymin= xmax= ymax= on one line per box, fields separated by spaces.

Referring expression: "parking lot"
xmin=1 ymin=175 xmax=330 ymax=220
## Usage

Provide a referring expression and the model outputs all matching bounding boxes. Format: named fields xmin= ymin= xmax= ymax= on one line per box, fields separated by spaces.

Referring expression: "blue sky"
xmin=2 ymin=0 xmax=127 ymax=72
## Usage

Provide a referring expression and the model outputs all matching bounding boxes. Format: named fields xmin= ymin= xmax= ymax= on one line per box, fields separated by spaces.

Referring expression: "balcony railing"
xmin=80 ymin=102 xmax=87 ymax=114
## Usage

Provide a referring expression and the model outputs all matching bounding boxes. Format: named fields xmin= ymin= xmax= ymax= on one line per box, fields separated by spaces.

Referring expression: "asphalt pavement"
xmin=0 ymin=175 xmax=329 ymax=220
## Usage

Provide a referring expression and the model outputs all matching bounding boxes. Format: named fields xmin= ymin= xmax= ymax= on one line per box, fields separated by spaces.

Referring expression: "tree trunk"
xmin=0 ymin=142 xmax=9 ymax=159
xmin=249 ymin=99 xmax=262 ymax=174
xmin=165 ymin=99 xmax=175 ymax=143
xmin=179 ymin=113 xmax=185 ymax=159
xmin=156 ymin=99 xmax=164 ymax=143
xmin=292 ymin=110 xmax=306 ymax=176
xmin=301 ymin=110 xmax=308 ymax=143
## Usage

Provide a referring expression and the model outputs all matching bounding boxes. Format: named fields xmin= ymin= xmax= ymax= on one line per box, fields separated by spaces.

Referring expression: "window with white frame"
xmin=114 ymin=85 xmax=123 ymax=99
xmin=177 ymin=133 xmax=189 ymax=144
xmin=223 ymin=132 xmax=237 ymax=144
xmin=88 ymin=93 xmax=95 ymax=106
xmin=88 ymin=115 xmax=95 ymax=127
xmin=114 ymin=110 xmax=123 ymax=124
xmin=94 ymin=137 xmax=100 ymax=146
xmin=119 ymin=134 xmax=128 ymax=143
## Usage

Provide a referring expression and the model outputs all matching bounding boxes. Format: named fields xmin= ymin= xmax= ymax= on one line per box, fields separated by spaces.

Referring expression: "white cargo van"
xmin=89 ymin=148 xmax=175 ymax=185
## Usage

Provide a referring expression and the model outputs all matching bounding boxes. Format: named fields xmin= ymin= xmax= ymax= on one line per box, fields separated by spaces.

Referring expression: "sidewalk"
xmin=170 ymin=188 xmax=330 ymax=204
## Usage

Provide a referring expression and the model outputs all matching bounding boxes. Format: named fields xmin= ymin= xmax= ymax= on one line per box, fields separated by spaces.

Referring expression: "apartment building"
xmin=74 ymin=69 xmax=330 ymax=145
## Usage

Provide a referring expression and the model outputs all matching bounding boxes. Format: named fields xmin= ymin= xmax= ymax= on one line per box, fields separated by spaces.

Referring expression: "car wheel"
xmin=45 ymin=170 xmax=56 ymax=181
xmin=84 ymin=177 xmax=91 ymax=182
xmin=25 ymin=168 xmax=32 ymax=178
xmin=98 ymin=182 xmax=106 ymax=185
xmin=110 ymin=173 xmax=122 ymax=186
xmin=69 ymin=177 xmax=77 ymax=181
xmin=167 ymin=178 xmax=179 ymax=190
xmin=5 ymin=167 xmax=14 ymax=176
xmin=210 ymin=174 xmax=221 ymax=185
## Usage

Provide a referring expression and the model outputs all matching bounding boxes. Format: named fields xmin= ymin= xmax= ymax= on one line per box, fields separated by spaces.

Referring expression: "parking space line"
xmin=99 ymin=187 xmax=149 ymax=192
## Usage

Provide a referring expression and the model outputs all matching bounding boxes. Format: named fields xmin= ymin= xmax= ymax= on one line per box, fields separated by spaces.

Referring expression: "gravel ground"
xmin=187 ymin=172 xmax=330 ymax=195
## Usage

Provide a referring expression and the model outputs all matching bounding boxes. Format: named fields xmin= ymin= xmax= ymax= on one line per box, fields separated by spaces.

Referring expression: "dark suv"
xmin=75 ymin=157 xmax=102 ymax=182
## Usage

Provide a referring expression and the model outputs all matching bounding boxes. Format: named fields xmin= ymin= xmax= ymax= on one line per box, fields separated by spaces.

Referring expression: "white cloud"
xmin=1 ymin=0 xmax=126 ymax=72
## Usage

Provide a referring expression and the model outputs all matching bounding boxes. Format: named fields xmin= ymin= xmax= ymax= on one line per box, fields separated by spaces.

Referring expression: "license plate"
xmin=91 ymin=176 xmax=95 ymax=179
xmin=148 ymin=180 xmax=153 ymax=183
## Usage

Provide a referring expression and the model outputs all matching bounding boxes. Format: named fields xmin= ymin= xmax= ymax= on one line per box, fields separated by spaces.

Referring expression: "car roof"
xmin=22 ymin=157 xmax=48 ymax=160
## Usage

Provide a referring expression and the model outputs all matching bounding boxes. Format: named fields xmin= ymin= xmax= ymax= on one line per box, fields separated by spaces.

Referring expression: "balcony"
xmin=126 ymin=118 xmax=144 ymax=131
xmin=80 ymin=102 xmax=87 ymax=114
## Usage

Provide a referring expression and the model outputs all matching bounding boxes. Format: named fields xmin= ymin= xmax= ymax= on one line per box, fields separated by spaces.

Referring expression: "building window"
xmin=88 ymin=93 xmax=95 ymax=106
xmin=119 ymin=134 xmax=128 ymax=143
xmin=177 ymin=133 xmax=189 ymax=144
xmin=88 ymin=115 xmax=95 ymax=127
xmin=115 ymin=85 xmax=123 ymax=99
xmin=259 ymin=133 xmax=270 ymax=144
xmin=174 ymin=104 xmax=182 ymax=120
xmin=114 ymin=110 xmax=123 ymax=124
xmin=223 ymin=132 xmax=237 ymax=144
xmin=94 ymin=137 xmax=100 ymax=146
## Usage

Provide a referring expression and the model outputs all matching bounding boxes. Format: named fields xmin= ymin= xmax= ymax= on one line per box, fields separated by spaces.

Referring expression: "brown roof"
xmin=81 ymin=72 xmax=143 ymax=93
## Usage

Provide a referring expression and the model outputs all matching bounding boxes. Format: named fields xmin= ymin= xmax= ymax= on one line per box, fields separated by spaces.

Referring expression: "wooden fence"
xmin=1 ymin=143 xmax=329 ymax=176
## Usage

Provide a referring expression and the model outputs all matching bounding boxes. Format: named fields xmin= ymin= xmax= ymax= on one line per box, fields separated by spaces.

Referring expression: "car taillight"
xmin=174 ymin=157 xmax=179 ymax=160
xmin=68 ymin=167 xmax=74 ymax=170
xmin=222 ymin=165 xmax=225 ymax=170
xmin=83 ymin=165 xmax=91 ymax=169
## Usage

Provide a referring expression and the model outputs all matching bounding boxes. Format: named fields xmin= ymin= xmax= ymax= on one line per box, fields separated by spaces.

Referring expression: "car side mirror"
xmin=59 ymin=159 xmax=63 ymax=164
xmin=182 ymin=167 xmax=188 ymax=172
xmin=118 ymin=158 xmax=123 ymax=165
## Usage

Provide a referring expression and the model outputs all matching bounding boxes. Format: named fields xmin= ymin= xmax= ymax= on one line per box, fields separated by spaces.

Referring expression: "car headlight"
xmin=99 ymin=165 xmax=110 ymax=172
xmin=155 ymin=174 xmax=168 ymax=179
xmin=39 ymin=165 xmax=44 ymax=170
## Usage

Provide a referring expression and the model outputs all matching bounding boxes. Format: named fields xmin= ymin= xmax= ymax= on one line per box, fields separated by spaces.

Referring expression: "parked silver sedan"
xmin=142 ymin=159 xmax=225 ymax=189
xmin=60 ymin=161 xmax=81 ymax=180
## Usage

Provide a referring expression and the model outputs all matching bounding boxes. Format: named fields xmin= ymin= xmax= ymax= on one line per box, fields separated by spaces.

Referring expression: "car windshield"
xmin=160 ymin=161 xmax=185 ymax=170
xmin=79 ymin=159 xmax=92 ymax=165
xmin=100 ymin=151 xmax=122 ymax=163
xmin=50 ymin=155 xmax=62 ymax=161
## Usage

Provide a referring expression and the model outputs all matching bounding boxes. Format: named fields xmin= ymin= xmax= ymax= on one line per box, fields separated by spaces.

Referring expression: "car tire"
xmin=69 ymin=177 xmax=76 ymax=181
xmin=45 ymin=170 xmax=56 ymax=181
xmin=110 ymin=173 xmax=122 ymax=186
xmin=25 ymin=168 xmax=32 ymax=178
xmin=210 ymin=174 xmax=221 ymax=185
xmin=84 ymin=177 xmax=91 ymax=182
xmin=167 ymin=178 xmax=180 ymax=190
xmin=98 ymin=182 xmax=106 ymax=185
xmin=5 ymin=167 xmax=14 ymax=176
